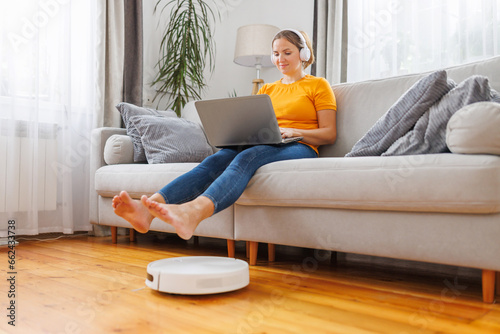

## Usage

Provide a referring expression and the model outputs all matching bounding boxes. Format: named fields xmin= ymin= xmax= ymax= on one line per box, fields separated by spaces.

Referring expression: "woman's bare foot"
xmin=112 ymin=191 xmax=154 ymax=233
xmin=141 ymin=196 xmax=214 ymax=240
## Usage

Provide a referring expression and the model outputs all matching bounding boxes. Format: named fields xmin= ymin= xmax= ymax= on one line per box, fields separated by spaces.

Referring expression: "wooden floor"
xmin=1 ymin=233 xmax=499 ymax=334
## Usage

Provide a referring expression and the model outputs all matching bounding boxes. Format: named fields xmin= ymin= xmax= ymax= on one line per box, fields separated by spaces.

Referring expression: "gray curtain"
xmin=92 ymin=0 xmax=143 ymax=236
xmin=95 ymin=0 xmax=124 ymax=128
xmin=95 ymin=0 xmax=143 ymax=129
xmin=312 ymin=0 xmax=348 ymax=84
xmin=124 ymin=0 xmax=143 ymax=107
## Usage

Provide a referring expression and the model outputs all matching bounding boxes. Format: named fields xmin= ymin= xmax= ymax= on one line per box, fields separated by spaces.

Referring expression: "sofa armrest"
xmin=89 ymin=127 xmax=126 ymax=225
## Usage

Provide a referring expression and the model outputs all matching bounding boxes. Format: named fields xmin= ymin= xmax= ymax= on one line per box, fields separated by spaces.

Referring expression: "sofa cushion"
xmin=237 ymin=154 xmax=500 ymax=214
xmin=103 ymin=134 xmax=135 ymax=165
xmin=382 ymin=75 xmax=493 ymax=156
xmin=446 ymin=102 xmax=500 ymax=155
xmin=116 ymin=102 xmax=177 ymax=162
xmin=129 ymin=115 xmax=213 ymax=164
xmin=345 ymin=70 xmax=455 ymax=157
xmin=95 ymin=163 xmax=199 ymax=198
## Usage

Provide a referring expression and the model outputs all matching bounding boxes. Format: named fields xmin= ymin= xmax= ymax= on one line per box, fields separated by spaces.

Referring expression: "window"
xmin=347 ymin=0 xmax=500 ymax=82
xmin=0 ymin=1 xmax=94 ymax=122
xmin=0 ymin=0 xmax=96 ymax=235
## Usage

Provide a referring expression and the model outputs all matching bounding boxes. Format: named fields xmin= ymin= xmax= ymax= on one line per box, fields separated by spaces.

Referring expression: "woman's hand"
xmin=279 ymin=109 xmax=337 ymax=146
xmin=280 ymin=127 xmax=299 ymax=139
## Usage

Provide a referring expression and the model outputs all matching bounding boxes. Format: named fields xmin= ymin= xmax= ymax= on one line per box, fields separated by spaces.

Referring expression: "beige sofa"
xmin=90 ymin=56 xmax=500 ymax=303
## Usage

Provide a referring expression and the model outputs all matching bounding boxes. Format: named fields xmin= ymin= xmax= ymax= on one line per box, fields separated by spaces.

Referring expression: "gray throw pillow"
xmin=491 ymin=88 xmax=500 ymax=103
xmin=345 ymin=70 xmax=455 ymax=157
xmin=382 ymin=75 xmax=493 ymax=156
xmin=129 ymin=115 xmax=213 ymax=164
xmin=115 ymin=102 xmax=177 ymax=162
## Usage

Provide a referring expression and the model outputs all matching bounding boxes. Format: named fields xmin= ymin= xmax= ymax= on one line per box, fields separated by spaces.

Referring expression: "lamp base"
xmin=252 ymin=79 xmax=264 ymax=95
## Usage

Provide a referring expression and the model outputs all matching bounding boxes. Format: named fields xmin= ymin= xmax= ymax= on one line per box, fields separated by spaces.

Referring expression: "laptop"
xmin=194 ymin=95 xmax=303 ymax=148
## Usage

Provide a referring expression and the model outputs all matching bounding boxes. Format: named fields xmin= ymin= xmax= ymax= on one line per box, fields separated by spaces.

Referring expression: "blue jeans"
xmin=158 ymin=143 xmax=318 ymax=214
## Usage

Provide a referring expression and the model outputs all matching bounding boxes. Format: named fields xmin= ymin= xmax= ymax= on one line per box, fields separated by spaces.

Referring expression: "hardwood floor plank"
xmin=14 ymin=255 xmax=236 ymax=332
xmin=2 ymin=234 xmax=498 ymax=334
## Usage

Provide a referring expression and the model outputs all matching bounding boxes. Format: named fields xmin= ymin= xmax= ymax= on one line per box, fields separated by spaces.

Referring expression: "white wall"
xmin=143 ymin=0 xmax=315 ymax=109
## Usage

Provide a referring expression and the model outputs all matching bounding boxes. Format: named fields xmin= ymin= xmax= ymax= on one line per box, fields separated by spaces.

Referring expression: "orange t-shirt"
xmin=258 ymin=74 xmax=337 ymax=153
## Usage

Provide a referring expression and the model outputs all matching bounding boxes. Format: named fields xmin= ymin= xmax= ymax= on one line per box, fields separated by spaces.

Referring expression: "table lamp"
xmin=234 ymin=24 xmax=280 ymax=95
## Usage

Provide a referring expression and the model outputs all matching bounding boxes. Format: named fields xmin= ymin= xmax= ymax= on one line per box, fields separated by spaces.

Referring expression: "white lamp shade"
xmin=234 ymin=24 xmax=280 ymax=67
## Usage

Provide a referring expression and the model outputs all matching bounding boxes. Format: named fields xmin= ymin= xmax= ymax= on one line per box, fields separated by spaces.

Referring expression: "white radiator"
xmin=0 ymin=120 xmax=58 ymax=212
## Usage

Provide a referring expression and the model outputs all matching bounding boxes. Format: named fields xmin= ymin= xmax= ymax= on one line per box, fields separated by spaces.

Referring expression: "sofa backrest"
xmin=182 ymin=101 xmax=219 ymax=153
xmin=319 ymin=55 xmax=500 ymax=158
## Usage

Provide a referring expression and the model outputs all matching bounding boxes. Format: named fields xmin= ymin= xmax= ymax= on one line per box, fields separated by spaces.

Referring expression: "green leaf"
xmin=152 ymin=0 xmax=219 ymax=116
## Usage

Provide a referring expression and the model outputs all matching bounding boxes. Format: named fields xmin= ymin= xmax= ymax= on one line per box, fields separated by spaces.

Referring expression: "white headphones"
xmin=271 ymin=28 xmax=311 ymax=65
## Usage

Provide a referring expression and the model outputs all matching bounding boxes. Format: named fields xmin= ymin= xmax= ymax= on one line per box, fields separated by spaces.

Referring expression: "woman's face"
xmin=272 ymin=38 xmax=303 ymax=76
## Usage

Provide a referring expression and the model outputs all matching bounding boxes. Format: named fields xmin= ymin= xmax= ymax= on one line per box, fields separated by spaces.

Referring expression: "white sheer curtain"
xmin=0 ymin=0 xmax=96 ymax=236
xmin=347 ymin=0 xmax=500 ymax=83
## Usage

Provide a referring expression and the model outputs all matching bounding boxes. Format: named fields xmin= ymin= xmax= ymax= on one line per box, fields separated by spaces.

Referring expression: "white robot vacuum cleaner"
xmin=146 ymin=256 xmax=249 ymax=295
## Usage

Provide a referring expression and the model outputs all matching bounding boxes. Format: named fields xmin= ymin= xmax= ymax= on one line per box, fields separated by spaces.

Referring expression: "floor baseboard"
xmin=0 ymin=238 xmax=18 ymax=247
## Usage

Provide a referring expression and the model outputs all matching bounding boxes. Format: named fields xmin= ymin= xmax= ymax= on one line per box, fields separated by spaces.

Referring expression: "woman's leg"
xmin=113 ymin=148 xmax=239 ymax=234
xmin=157 ymin=148 xmax=240 ymax=204
xmin=143 ymin=143 xmax=317 ymax=239
xmin=202 ymin=143 xmax=317 ymax=214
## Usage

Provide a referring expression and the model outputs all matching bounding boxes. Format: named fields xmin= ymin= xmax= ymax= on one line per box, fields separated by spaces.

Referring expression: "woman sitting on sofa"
xmin=112 ymin=29 xmax=337 ymax=240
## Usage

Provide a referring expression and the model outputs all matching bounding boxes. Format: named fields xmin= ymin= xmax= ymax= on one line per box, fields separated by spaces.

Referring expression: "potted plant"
xmin=152 ymin=0 xmax=218 ymax=116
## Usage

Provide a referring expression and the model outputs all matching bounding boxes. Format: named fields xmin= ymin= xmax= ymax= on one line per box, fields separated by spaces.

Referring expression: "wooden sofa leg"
xmin=497 ymin=271 xmax=500 ymax=297
xmin=268 ymin=243 xmax=275 ymax=262
xmin=482 ymin=269 xmax=496 ymax=303
xmin=249 ymin=241 xmax=258 ymax=265
xmin=110 ymin=226 xmax=118 ymax=244
xmin=129 ymin=229 xmax=136 ymax=242
xmin=227 ymin=240 xmax=235 ymax=258
xmin=330 ymin=251 xmax=338 ymax=266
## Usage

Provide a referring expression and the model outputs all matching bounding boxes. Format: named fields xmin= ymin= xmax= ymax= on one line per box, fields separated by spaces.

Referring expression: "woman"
xmin=112 ymin=29 xmax=337 ymax=240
